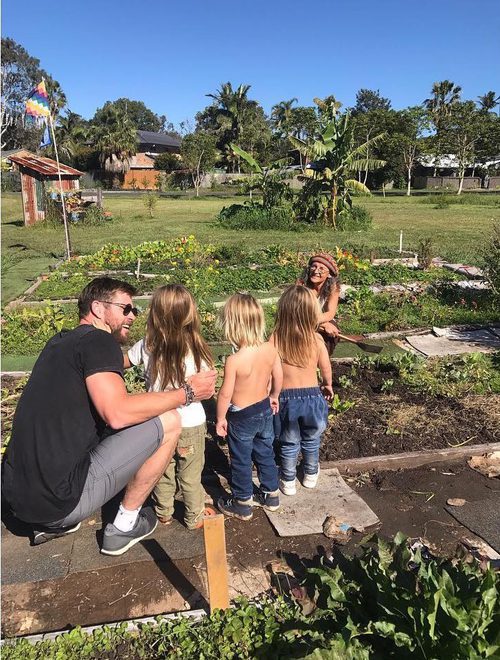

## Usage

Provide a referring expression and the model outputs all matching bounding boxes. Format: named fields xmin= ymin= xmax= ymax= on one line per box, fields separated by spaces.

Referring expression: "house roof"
xmin=7 ymin=150 xmax=83 ymax=177
xmin=129 ymin=153 xmax=155 ymax=169
xmin=137 ymin=130 xmax=181 ymax=148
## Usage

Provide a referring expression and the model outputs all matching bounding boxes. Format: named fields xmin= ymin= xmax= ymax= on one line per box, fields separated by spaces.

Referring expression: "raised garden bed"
xmin=321 ymin=360 xmax=500 ymax=461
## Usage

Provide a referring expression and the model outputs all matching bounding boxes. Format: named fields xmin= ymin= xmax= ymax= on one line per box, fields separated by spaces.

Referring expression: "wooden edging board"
xmin=323 ymin=442 xmax=500 ymax=474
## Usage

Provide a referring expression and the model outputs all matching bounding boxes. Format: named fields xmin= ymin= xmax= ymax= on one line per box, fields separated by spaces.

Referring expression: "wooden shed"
xmin=7 ymin=150 xmax=83 ymax=226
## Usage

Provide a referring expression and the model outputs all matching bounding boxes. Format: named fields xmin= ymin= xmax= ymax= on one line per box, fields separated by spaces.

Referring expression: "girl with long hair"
xmin=271 ymin=285 xmax=333 ymax=495
xmin=125 ymin=284 xmax=215 ymax=529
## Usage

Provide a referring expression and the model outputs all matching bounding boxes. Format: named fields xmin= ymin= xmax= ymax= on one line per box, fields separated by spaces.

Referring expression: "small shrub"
xmin=336 ymin=205 xmax=373 ymax=231
xmin=417 ymin=237 xmax=434 ymax=269
xmin=216 ymin=203 xmax=308 ymax=232
xmin=143 ymin=191 xmax=160 ymax=218
xmin=81 ymin=205 xmax=110 ymax=225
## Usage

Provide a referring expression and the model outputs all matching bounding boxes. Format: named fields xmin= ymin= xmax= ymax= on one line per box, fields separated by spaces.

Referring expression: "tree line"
xmin=2 ymin=37 xmax=499 ymax=195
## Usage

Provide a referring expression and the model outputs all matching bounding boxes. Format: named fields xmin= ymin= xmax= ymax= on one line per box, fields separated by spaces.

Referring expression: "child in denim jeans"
xmin=271 ymin=285 xmax=333 ymax=495
xmin=216 ymin=294 xmax=283 ymax=521
xmin=126 ymin=285 xmax=215 ymax=529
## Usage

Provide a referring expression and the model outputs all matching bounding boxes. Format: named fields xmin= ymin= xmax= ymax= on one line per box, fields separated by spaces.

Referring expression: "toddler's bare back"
xmin=231 ymin=343 xmax=277 ymax=408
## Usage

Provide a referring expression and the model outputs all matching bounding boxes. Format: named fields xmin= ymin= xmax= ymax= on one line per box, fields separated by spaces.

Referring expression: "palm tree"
xmin=478 ymin=91 xmax=500 ymax=115
xmin=206 ymin=82 xmax=252 ymax=171
xmin=92 ymin=107 xmax=137 ymax=185
xmin=271 ymin=98 xmax=297 ymax=136
xmin=290 ymin=105 xmax=385 ymax=228
xmin=424 ymin=80 xmax=462 ymax=127
xmin=48 ymin=111 xmax=87 ymax=163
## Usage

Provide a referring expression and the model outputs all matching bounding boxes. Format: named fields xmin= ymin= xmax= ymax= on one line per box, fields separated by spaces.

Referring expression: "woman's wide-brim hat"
xmin=308 ymin=253 xmax=339 ymax=277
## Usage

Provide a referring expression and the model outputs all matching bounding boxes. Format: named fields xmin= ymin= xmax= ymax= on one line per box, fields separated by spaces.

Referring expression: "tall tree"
xmin=92 ymin=98 xmax=172 ymax=133
xmin=424 ymin=80 xmax=462 ymax=174
xmin=91 ymin=105 xmax=138 ymax=186
xmin=1 ymin=37 xmax=66 ymax=149
xmin=389 ymin=107 xmax=429 ymax=195
xmin=353 ymin=88 xmax=391 ymax=114
xmin=198 ymin=82 xmax=271 ymax=171
xmin=478 ymin=91 xmax=500 ymax=115
xmin=441 ymin=101 xmax=482 ymax=194
xmin=271 ymin=98 xmax=298 ymax=137
xmin=290 ymin=103 xmax=385 ymax=227
xmin=180 ymin=132 xmax=217 ymax=197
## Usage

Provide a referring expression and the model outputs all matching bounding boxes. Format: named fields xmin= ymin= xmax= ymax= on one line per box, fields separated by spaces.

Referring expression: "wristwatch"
xmin=182 ymin=380 xmax=195 ymax=406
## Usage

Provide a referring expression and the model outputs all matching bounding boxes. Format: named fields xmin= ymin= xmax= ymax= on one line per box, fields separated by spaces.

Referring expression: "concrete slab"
xmin=263 ymin=468 xmax=380 ymax=537
xmin=1 ymin=529 xmax=73 ymax=585
xmin=405 ymin=328 xmax=500 ymax=356
xmin=445 ymin=498 xmax=500 ymax=553
xmin=69 ymin=519 xmax=206 ymax=574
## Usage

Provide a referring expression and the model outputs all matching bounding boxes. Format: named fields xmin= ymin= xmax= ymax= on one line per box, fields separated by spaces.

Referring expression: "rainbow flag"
xmin=25 ymin=81 xmax=50 ymax=119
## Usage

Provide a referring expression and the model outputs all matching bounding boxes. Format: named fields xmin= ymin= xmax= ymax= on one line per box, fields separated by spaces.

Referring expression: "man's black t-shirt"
xmin=2 ymin=325 xmax=124 ymax=525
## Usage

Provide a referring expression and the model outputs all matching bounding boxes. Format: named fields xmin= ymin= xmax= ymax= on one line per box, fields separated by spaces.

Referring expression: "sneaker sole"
xmin=218 ymin=505 xmax=253 ymax=521
xmin=252 ymin=502 xmax=281 ymax=512
xmin=101 ymin=519 xmax=158 ymax=556
xmin=33 ymin=522 xmax=82 ymax=545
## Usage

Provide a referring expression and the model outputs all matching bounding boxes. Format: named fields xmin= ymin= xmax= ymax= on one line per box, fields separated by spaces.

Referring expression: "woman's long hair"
xmin=273 ymin=285 xmax=318 ymax=368
xmin=146 ymin=284 xmax=214 ymax=390
xmin=298 ymin=267 xmax=341 ymax=308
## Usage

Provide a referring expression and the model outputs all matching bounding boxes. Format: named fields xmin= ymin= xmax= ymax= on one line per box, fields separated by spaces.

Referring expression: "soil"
xmin=320 ymin=364 xmax=500 ymax=461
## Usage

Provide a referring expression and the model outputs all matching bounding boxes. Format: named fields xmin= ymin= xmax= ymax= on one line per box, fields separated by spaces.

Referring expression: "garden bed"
xmin=322 ymin=362 xmax=499 ymax=461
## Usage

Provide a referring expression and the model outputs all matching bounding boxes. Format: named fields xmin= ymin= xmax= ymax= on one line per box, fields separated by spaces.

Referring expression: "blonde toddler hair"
xmin=221 ymin=293 xmax=265 ymax=349
xmin=273 ymin=285 xmax=319 ymax=368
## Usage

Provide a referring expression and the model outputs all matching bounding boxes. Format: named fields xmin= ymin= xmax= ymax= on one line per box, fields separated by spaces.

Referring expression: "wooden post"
xmin=203 ymin=514 xmax=229 ymax=612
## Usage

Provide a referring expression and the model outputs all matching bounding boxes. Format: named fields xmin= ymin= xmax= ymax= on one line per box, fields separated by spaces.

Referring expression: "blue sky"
xmin=3 ymin=0 xmax=500 ymax=127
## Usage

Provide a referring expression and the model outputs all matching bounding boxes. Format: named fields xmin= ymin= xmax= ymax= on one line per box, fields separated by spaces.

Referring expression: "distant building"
xmin=123 ymin=130 xmax=181 ymax=189
xmin=413 ymin=154 xmax=500 ymax=190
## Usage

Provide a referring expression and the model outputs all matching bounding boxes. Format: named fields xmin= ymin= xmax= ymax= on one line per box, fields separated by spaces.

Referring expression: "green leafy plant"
xmin=143 ymin=191 xmax=160 ymax=218
xmin=302 ymin=533 xmax=500 ymax=659
xmin=328 ymin=393 xmax=355 ymax=416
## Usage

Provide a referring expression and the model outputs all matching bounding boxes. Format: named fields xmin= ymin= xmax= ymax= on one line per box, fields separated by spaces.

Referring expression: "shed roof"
xmin=137 ymin=130 xmax=181 ymax=148
xmin=7 ymin=150 xmax=83 ymax=177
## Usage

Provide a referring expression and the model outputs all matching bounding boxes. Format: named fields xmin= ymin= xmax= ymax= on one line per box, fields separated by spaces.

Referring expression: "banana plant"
xmin=290 ymin=106 xmax=386 ymax=228
xmin=230 ymin=143 xmax=292 ymax=210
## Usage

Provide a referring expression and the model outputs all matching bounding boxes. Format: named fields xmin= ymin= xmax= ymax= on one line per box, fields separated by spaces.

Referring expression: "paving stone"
xmin=68 ymin=518 xmax=206 ymax=574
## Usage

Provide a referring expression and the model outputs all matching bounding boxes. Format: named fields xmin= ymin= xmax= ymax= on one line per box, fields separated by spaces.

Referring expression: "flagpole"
xmin=46 ymin=104 xmax=72 ymax=261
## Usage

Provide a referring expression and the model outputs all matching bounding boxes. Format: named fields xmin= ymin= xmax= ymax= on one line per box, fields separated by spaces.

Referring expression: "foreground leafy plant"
xmin=302 ymin=533 xmax=500 ymax=659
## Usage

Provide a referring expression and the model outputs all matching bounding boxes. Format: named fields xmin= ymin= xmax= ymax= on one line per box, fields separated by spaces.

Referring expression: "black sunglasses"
xmin=98 ymin=301 xmax=140 ymax=316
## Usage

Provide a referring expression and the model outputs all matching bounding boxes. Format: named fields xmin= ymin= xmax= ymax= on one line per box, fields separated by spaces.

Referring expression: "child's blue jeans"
xmin=276 ymin=387 xmax=328 ymax=481
xmin=227 ymin=397 xmax=278 ymax=501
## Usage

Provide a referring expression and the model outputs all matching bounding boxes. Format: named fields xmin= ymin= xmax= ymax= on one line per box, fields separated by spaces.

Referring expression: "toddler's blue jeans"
xmin=276 ymin=387 xmax=328 ymax=481
xmin=227 ymin=397 xmax=278 ymax=501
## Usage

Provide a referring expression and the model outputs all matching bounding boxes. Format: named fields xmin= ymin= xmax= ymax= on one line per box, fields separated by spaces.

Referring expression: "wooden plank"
xmin=323 ymin=442 xmax=500 ymax=474
xmin=203 ymin=514 xmax=229 ymax=612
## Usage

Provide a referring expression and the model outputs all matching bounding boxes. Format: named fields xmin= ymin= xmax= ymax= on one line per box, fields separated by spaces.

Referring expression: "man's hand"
xmin=216 ymin=419 xmax=228 ymax=437
xmin=187 ymin=369 xmax=217 ymax=402
xmin=321 ymin=384 xmax=334 ymax=401
xmin=270 ymin=396 xmax=279 ymax=414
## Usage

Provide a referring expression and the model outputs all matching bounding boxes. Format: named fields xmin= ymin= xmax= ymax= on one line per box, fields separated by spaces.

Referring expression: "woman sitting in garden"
xmin=298 ymin=253 xmax=341 ymax=355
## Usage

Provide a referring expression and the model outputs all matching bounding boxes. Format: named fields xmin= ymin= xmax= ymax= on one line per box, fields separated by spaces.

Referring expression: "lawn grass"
xmin=2 ymin=192 xmax=499 ymax=304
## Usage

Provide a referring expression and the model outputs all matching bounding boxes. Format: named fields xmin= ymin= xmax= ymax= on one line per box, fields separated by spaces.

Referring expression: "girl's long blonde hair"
xmin=146 ymin=284 xmax=213 ymax=389
xmin=273 ymin=285 xmax=319 ymax=368
xmin=221 ymin=293 xmax=265 ymax=349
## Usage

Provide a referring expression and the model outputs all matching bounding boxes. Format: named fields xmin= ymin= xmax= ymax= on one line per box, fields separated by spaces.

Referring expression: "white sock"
xmin=113 ymin=503 xmax=141 ymax=532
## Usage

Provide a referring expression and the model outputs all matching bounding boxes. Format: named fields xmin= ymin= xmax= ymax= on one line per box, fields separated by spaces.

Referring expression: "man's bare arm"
xmin=86 ymin=369 xmax=216 ymax=429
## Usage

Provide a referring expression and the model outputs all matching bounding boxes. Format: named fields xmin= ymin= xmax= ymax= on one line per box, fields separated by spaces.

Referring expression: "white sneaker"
xmin=302 ymin=467 xmax=320 ymax=489
xmin=279 ymin=478 xmax=296 ymax=496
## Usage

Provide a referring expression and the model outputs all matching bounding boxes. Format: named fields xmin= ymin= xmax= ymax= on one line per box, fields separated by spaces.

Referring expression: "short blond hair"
xmin=221 ymin=293 xmax=265 ymax=349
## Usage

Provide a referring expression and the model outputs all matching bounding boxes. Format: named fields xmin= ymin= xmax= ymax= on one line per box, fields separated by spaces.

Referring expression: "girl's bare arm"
xmin=317 ymin=336 xmax=333 ymax=400
xmin=269 ymin=352 xmax=283 ymax=413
